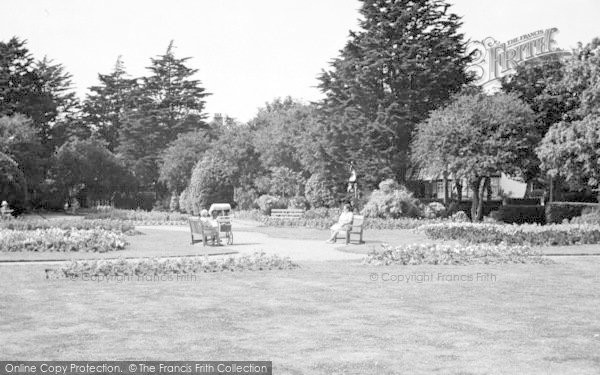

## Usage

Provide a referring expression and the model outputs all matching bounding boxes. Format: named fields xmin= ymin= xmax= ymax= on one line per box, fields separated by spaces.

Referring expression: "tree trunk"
xmin=476 ymin=177 xmax=490 ymax=221
xmin=470 ymin=177 xmax=489 ymax=222
xmin=443 ymin=171 xmax=449 ymax=205
xmin=470 ymin=177 xmax=482 ymax=221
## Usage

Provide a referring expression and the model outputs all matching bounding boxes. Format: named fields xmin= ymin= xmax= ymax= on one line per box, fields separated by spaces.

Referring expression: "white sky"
xmin=1 ymin=0 xmax=598 ymax=122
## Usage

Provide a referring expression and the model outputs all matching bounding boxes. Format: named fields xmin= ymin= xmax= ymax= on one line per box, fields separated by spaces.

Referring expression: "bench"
xmin=270 ymin=208 xmax=305 ymax=219
xmin=188 ymin=217 xmax=219 ymax=246
xmin=336 ymin=215 xmax=365 ymax=244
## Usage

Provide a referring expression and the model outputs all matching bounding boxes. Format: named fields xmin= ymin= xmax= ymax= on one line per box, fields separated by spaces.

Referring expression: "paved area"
xmin=138 ymin=225 xmax=365 ymax=261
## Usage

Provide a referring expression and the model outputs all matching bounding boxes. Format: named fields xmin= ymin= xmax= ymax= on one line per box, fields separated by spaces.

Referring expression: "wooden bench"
xmin=188 ymin=217 xmax=219 ymax=246
xmin=270 ymin=208 xmax=305 ymax=219
xmin=336 ymin=215 xmax=365 ymax=244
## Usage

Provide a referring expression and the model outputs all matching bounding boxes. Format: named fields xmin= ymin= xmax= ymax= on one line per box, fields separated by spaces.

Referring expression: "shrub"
xmin=0 ymin=152 xmax=27 ymax=213
xmin=420 ymin=222 xmax=600 ymax=246
xmin=450 ymin=211 xmax=469 ymax=222
xmin=255 ymin=195 xmax=287 ymax=215
xmin=571 ymin=208 xmax=600 ymax=225
xmin=364 ymin=243 xmax=552 ymax=266
xmin=495 ymin=205 xmax=546 ymax=224
xmin=179 ymin=187 xmax=193 ymax=214
xmin=289 ymin=196 xmax=309 ymax=210
xmin=304 ymin=173 xmax=337 ymax=208
xmin=234 ymin=187 xmax=259 ymax=210
xmin=545 ymin=203 xmax=590 ymax=224
xmin=260 ymin=215 xmax=446 ymax=230
xmin=0 ymin=228 xmax=127 ymax=252
xmin=0 ymin=218 xmax=137 ymax=234
xmin=422 ymin=202 xmax=446 ymax=219
xmin=46 ymin=252 xmax=299 ymax=279
xmin=361 ymin=179 xmax=422 ymax=219
xmin=188 ymin=155 xmax=234 ymax=214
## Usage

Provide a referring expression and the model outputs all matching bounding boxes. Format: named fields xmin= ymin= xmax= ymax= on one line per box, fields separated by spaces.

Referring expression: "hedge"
xmin=495 ymin=205 xmax=546 ymax=225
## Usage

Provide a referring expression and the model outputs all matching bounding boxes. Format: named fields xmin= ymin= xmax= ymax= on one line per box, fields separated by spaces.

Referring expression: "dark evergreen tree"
xmin=118 ymin=41 xmax=210 ymax=189
xmin=82 ymin=56 xmax=137 ymax=151
xmin=318 ymin=0 xmax=472 ymax=186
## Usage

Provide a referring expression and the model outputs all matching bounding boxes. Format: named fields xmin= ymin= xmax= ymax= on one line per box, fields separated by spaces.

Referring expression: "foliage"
xmin=233 ymin=187 xmax=259 ymax=210
xmin=117 ymin=41 xmax=210 ymax=188
xmin=255 ymin=194 xmax=288 ymax=215
xmin=179 ymin=187 xmax=193 ymax=214
xmin=412 ymin=91 xmax=537 ymax=221
xmin=317 ymin=0 xmax=472 ymax=185
xmin=537 ymin=115 xmax=600 ymax=189
xmin=265 ymin=166 xmax=304 ymax=198
xmin=420 ymin=222 xmax=600 ymax=246
xmin=361 ymin=179 xmax=422 ymax=218
xmin=46 ymin=252 xmax=299 ymax=279
xmin=260 ymin=215 xmax=446 ymax=230
xmin=158 ymin=130 xmax=210 ymax=193
xmin=0 ymin=228 xmax=127 ymax=252
xmin=545 ymin=203 xmax=589 ymax=224
xmin=304 ymin=172 xmax=338 ymax=208
xmin=570 ymin=207 xmax=600 ymax=225
xmin=82 ymin=56 xmax=138 ymax=151
xmin=493 ymin=205 xmax=546 ymax=225
xmin=52 ymin=137 xmax=136 ymax=203
xmin=422 ymin=202 xmax=447 ymax=219
xmin=187 ymin=155 xmax=234 ymax=214
xmin=364 ymin=243 xmax=551 ymax=266
xmin=0 ymin=152 xmax=28 ymax=212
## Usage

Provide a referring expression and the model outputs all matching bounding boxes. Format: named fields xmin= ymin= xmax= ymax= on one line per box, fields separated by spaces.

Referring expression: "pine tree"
xmin=318 ymin=0 xmax=472 ymax=186
xmin=83 ymin=57 xmax=137 ymax=151
xmin=117 ymin=41 xmax=210 ymax=189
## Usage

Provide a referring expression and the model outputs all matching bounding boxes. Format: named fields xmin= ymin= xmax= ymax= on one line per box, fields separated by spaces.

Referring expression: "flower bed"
xmin=259 ymin=216 xmax=446 ymax=230
xmin=364 ymin=243 xmax=552 ymax=265
xmin=0 ymin=218 xmax=137 ymax=234
xmin=419 ymin=222 xmax=600 ymax=246
xmin=0 ymin=228 xmax=128 ymax=252
xmin=46 ymin=252 xmax=299 ymax=279
xmin=83 ymin=208 xmax=188 ymax=224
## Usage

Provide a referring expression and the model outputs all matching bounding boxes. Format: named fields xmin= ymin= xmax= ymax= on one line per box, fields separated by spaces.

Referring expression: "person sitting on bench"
xmin=326 ymin=203 xmax=354 ymax=244
xmin=200 ymin=209 xmax=221 ymax=244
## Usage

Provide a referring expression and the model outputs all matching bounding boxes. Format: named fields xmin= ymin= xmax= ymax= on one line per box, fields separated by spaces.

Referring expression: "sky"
xmin=0 ymin=0 xmax=599 ymax=123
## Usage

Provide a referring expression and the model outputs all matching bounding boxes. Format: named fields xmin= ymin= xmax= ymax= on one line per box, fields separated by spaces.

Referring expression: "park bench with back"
xmin=336 ymin=214 xmax=365 ymax=244
xmin=188 ymin=216 xmax=219 ymax=246
xmin=270 ymin=208 xmax=305 ymax=220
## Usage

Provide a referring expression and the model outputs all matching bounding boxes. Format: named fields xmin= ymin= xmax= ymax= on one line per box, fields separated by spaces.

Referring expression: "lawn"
xmin=1 ymin=256 xmax=599 ymax=374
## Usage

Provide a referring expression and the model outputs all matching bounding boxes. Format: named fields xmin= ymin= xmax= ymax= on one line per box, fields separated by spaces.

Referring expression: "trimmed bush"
xmin=46 ymin=252 xmax=299 ymax=279
xmin=420 ymin=222 xmax=600 ymax=246
xmin=364 ymin=243 xmax=552 ymax=266
xmin=361 ymin=179 xmax=422 ymax=219
xmin=305 ymin=173 xmax=337 ymax=208
xmin=545 ymin=203 xmax=591 ymax=224
xmin=571 ymin=208 xmax=600 ymax=225
xmin=495 ymin=205 xmax=546 ymax=224
xmin=0 ymin=228 xmax=127 ymax=252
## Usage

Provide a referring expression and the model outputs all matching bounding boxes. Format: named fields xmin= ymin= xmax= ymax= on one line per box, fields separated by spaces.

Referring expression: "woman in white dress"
xmin=326 ymin=203 xmax=354 ymax=243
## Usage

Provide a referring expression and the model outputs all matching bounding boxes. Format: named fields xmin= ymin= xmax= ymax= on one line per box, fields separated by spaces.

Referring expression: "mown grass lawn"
xmin=1 ymin=256 xmax=599 ymax=374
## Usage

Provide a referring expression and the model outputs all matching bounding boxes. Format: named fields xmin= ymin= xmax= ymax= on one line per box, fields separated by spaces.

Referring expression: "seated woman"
xmin=326 ymin=203 xmax=354 ymax=243
xmin=200 ymin=209 xmax=221 ymax=245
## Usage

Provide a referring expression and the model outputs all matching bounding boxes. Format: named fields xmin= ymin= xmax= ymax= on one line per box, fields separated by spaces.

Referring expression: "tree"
xmin=0 ymin=152 xmax=27 ymax=212
xmin=0 ymin=114 xmax=46 ymax=206
xmin=537 ymin=115 xmax=600 ymax=191
xmin=118 ymin=41 xmax=211 ymax=189
xmin=53 ymin=138 xmax=136 ymax=205
xmin=411 ymin=92 xmax=537 ymax=221
xmin=187 ymin=155 xmax=234 ymax=214
xmin=82 ymin=56 xmax=137 ymax=151
xmin=158 ymin=131 xmax=210 ymax=195
xmin=318 ymin=0 xmax=472 ymax=185
xmin=250 ymin=97 xmax=312 ymax=173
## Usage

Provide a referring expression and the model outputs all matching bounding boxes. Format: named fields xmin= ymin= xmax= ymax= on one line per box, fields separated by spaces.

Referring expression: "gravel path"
xmin=138 ymin=224 xmax=365 ymax=261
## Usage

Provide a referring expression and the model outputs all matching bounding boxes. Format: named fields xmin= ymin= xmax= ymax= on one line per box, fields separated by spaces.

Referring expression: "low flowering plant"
xmin=363 ymin=243 xmax=552 ymax=265
xmin=0 ymin=228 xmax=128 ymax=252
xmin=419 ymin=222 xmax=600 ymax=246
xmin=46 ymin=252 xmax=299 ymax=278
